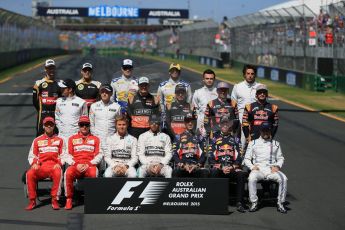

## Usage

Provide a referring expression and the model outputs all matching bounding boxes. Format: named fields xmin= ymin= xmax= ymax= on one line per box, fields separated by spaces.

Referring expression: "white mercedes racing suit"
xmin=157 ymin=78 xmax=192 ymax=126
xmin=103 ymin=133 xmax=138 ymax=178
xmin=192 ymin=86 xmax=218 ymax=129
xmin=55 ymin=95 xmax=88 ymax=140
xmin=137 ymin=130 xmax=173 ymax=178
xmin=89 ymin=100 xmax=122 ymax=147
xmin=111 ymin=75 xmax=138 ymax=104
xmin=244 ymin=137 xmax=287 ymax=204
xmin=231 ymin=81 xmax=259 ymax=147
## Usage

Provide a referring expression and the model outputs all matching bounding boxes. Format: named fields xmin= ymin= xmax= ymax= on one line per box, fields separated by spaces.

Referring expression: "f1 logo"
xmin=111 ymin=181 xmax=168 ymax=205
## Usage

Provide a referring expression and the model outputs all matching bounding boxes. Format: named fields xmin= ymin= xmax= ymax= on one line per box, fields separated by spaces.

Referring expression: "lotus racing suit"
xmin=75 ymin=79 xmax=101 ymax=109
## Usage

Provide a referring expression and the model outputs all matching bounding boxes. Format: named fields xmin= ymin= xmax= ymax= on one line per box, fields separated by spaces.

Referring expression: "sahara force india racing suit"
xmin=137 ymin=130 xmax=173 ymax=178
xmin=244 ymin=137 xmax=287 ymax=205
xmin=33 ymin=77 xmax=61 ymax=136
xmin=75 ymin=79 xmax=101 ymax=109
xmin=55 ymin=95 xmax=88 ymax=140
xmin=111 ymin=75 xmax=138 ymax=111
xmin=172 ymin=130 xmax=208 ymax=178
xmin=89 ymin=100 xmax=122 ymax=147
xmin=64 ymin=132 xmax=102 ymax=199
xmin=26 ymin=134 xmax=65 ymax=200
xmin=156 ymin=79 xmax=192 ymax=126
xmin=103 ymin=133 xmax=138 ymax=178
xmin=192 ymin=85 xmax=218 ymax=129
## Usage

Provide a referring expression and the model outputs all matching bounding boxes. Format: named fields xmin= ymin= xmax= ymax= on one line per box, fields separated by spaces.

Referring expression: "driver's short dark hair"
xmin=242 ymin=64 xmax=257 ymax=76
xmin=202 ymin=69 xmax=216 ymax=79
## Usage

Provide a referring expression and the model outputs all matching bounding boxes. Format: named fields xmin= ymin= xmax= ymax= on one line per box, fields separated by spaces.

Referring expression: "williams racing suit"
xmin=208 ymin=132 xmax=246 ymax=203
xmin=75 ymin=79 xmax=101 ymax=109
xmin=111 ymin=75 xmax=138 ymax=111
xmin=104 ymin=133 xmax=138 ymax=178
xmin=244 ymin=137 xmax=287 ymax=204
xmin=33 ymin=77 xmax=61 ymax=136
xmin=55 ymin=95 xmax=88 ymax=140
xmin=172 ymin=130 xmax=208 ymax=178
xmin=192 ymin=86 xmax=218 ymax=129
xmin=127 ymin=92 xmax=159 ymax=139
xmin=64 ymin=132 xmax=102 ymax=199
xmin=26 ymin=134 xmax=65 ymax=200
xmin=137 ymin=130 xmax=172 ymax=178
xmin=242 ymin=101 xmax=279 ymax=141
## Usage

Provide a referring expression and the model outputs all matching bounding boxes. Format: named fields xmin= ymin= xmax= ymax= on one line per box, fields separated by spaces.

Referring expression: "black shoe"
xmin=249 ymin=202 xmax=258 ymax=212
xmin=236 ymin=202 xmax=246 ymax=213
xmin=277 ymin=203 xmax=287 ymax=214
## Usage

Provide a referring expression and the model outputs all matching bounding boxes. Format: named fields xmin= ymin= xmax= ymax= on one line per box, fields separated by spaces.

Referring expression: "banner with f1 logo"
xmin=84 ymin=178 xmax=228 ymax=214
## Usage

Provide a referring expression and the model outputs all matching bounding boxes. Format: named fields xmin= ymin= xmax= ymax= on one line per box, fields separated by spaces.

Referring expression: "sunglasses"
xmin=44 ymin=123 xmax=55 ymax=127
xmin=122 ymin=66 xmax=133 ymax=71
xmin=257 ymin=91 xmax=268 ymax=95
xmin=79 ymin=123 xmax=90 ymax=127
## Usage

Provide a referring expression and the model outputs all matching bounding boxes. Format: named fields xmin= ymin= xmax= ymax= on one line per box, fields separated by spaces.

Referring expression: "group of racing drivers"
xmin=26 ymin=58 xmax=288 ymax=214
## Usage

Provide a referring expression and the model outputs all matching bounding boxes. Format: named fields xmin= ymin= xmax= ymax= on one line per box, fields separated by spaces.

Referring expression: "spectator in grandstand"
xmin=25 ymin=117 xmax=65 ymax=210
xmin=244 ymin=122 xmax=288 ymax=214
xmin=204 ymin=82 xmax=239 ymax=139
xmin=75 ymin=63 xmax=101 ymax=109
xmin=55 ymin=79 xmax=88 ymax=141
xmin=166 ymin=84 xmax=195 ymax=140
xmin=172 ymin=113 xmax=208 ymax=178
xmin=63 ymin=116 xmax=102 ymax=210
xmin=192 ymin=69 xmax=218 ymax=130
xmin=156 ymin=63 xmax=192 ymax=128
xmin=137 ymin=115 xmax=173 ymax=178
xmin=209 ymin=116 xmax=246 ymax=213
xmin=231 ymin=65 xmax=260 ymax=148
xmin=33 ymin=59 xmax=61 ymax=136
xmin=127 ymin=77 xmax=159 ymax=139
xmin=89 ymin=84 xmax=122 ymax=149
xmin=242 ymin=84 xmax=279 ymax=143
xmin=111 ymin=59 xmax=138 ymax=112
xmin=103 ymin=115 xmax=138 ymax=178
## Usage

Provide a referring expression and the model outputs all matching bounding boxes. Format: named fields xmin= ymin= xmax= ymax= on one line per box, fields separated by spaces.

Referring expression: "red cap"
xmin=78 ymin=116 xmax=90 ymax=124
xmin=43 ymin=116 xmax=55 ymax=124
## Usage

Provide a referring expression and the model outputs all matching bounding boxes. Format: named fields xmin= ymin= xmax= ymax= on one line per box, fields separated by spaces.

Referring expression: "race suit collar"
xmin=203 ymin=85 xmax=216 ymax=91
xmin=168 ymin=78 xmax=179 ymax=84
xmin=78 ymin=132 xmax=91 ymax=138
xmin=101 ymin=100 xmax=112 ymax=106
xmin=121 ymin=75 xmax=133 ymax=81
xmin=42 ymin=133 xmax=56 ymax=139
xmin=244 ymin=80 xmax=256 ymax=87
xmin=115 ymin=132 xmax=127 ymax=139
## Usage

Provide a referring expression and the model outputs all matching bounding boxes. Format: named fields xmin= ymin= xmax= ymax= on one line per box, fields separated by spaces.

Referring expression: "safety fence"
xmin=0 ymin=8 xmax=79 ymax=70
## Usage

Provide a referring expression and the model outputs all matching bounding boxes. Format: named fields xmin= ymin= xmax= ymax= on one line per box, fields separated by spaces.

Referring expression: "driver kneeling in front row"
xmin=172 ymin=113 xmax=208 ymax=178
xmin=104 ymin=115 xmax=138 ymax=178
xmin=64 ymin=116 xmax=103 ymax=210
xmin=137 ymin=115 xmax=173 ymax=178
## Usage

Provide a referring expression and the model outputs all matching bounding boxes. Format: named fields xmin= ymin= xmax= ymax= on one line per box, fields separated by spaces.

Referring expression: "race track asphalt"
xmin=0 ymin=54 xmax=344 ymax=230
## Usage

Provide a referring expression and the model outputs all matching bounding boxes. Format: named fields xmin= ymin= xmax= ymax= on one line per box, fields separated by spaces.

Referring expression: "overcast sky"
xmin=0 ymin=0 xmax=288 ymax=22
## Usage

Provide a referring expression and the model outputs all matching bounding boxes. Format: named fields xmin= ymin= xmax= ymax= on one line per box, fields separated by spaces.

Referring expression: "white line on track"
xmin=0 ymin=93 xmax=32 ymax=96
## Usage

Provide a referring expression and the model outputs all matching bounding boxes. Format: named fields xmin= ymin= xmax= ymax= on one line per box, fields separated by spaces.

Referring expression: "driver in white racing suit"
xmin=137 ymin=114 xmax=172 ymax=178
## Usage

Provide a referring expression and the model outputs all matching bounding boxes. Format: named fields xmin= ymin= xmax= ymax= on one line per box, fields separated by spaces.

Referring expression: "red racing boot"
xmin=65 ymin=198 xmax=73 ymax=210
xmin=51 ymin=197 xmax=60 ymax=210
xmin=25 ymin=199 xmax=36 ymax=211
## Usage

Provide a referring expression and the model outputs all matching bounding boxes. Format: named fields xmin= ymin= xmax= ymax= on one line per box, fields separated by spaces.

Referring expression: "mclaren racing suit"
xmin=192 ymin=86 xmax=218 ymax=129
xmin=172 ymin=130 xmax=208 ymax=178
xmin=111 ymin=75 xmax=138 ymax=111
xmin=75 ymin=79 xmax=101 ymax=109
xmin=244 ymin=137 xmax=287 ymax=204
xmin=33 ymin=77 xmax=61 ymax=136
xmin=137 ymin=130 xmax=172 ymax=178
xmin=127 ymin=92 xmax=159 ymax=139
xmin=64 ymin=132 xmax=102 ymax=199
xmin=55 ymin=95 xmax=88 ymax=140
xmin=103 ymin=133 xmax=138 ymax=178
xmin=26 ymin=134 xmax=65 ymax=200
xmin=89 ymin=100 xmax=122 ymax=145
xmin=242 ymin=101 xmax=279 ymax=141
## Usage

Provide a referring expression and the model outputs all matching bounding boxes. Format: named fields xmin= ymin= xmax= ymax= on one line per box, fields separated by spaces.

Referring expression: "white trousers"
xmin=104 ymin=166 xmax=137 ymax=178
xmin=248 ymin=166 xmax=288 ymax=204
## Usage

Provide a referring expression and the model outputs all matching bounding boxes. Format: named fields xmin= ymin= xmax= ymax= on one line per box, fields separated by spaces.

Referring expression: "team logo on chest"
xmin=78 ymin=84 xmax=84 ymax=90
